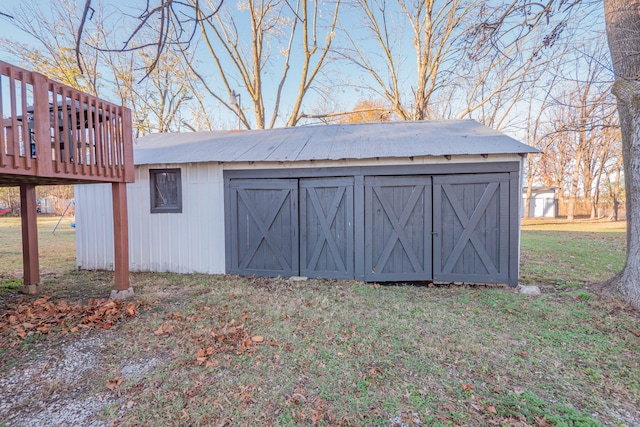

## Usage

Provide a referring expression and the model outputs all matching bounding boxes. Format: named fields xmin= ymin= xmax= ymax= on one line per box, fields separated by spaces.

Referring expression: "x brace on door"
xmin=304 ymin=186 xmax=347 ymax=271
xmin=236 ymin=188 xmax=292 ymax=270
xmin=440 ymin=182 xmax=500 ymax=275
xmin=371 ymin=185 xmax=425 ymax=273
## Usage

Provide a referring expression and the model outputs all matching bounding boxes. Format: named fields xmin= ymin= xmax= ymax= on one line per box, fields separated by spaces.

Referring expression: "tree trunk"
xmin=604 ymin=0 xmax=640 ymax=308
xmin=566 ymin=145 xmax=583 ymax=221
xmin=584 ymin=164 xmax=595 ymax=218
xmin=591 ymin=149 xmax=607 ymax=219
xmin=612 ymin=160 xmax=622 ymax=221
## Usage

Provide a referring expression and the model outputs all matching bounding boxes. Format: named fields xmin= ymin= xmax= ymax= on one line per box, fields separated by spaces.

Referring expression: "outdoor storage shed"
xmin=522 ymin=186 xmax=559 ymax=218
xmin=75 ymin=120 xmax=537 ymax=285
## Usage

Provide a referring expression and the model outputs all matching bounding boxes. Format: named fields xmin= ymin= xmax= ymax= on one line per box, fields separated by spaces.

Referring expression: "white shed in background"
xmin=522 ymin=186 xmax=559 ymax=218
xmin=75 ymin=120 xmax=538 ymax=285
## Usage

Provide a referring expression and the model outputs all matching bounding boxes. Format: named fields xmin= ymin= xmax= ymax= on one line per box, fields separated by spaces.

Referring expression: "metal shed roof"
xmin=133 ymin=119 xmax=538 ymax=165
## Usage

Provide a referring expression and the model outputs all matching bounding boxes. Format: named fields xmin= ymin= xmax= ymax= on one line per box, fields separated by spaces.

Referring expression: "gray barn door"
xmin=300 ymin=177 xmax=354 ymax=279
xmin=364 ymin=176 xmax=432 ymax=281
xmin=228 ymin=179 xmax=298 ymax=276
xmin=433 ymin=173 xmax=509 ymax=283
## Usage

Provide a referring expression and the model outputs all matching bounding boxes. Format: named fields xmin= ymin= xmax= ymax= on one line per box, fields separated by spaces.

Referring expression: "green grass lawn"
xmin=0 ymin=216 xmax=76 ymax=280
xmin=0 ymin=217 xmax=638 ymax=426
xmin=520 ymin=218 xmax=626 ymax=286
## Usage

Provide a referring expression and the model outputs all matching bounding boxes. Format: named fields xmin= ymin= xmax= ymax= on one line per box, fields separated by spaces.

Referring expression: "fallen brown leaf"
xmin=196 ymin=348 xmax=207 ymax=365
xmin=124 ymin=302 xmax=138 ymax=317
xmin=107 ymin=376 xmax=122 ymax=391
xmin=154 ymin=323 xmax=174 ymax=336
xmin=206 ymin=359 xmax=220 ymax=368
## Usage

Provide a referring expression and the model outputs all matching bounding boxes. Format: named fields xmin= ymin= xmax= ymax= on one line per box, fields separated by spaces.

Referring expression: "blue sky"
xmin=0 ymin=0 xmax=610 ymax=135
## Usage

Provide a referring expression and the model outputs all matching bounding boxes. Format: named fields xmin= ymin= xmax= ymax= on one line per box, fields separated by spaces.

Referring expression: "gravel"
xmin=0 ymin=330 xmax=162 ymax=427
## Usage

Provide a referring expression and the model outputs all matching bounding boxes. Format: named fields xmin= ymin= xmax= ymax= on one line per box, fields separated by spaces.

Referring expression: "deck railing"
xmin=0 ymin=60 xmax=133 ymax=184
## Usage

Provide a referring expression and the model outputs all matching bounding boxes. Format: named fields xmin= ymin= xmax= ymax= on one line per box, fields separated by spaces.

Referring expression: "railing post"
xmin=110 ymin=182 xmax=133 ymax=299
xmin=20 ymin=183 xmax=40 ymax=294
xmin=32 ymin=72 xmax=53 ymax=176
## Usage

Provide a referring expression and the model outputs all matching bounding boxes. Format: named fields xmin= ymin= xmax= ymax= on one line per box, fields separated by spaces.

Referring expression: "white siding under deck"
xmin=76 ymin=163 xmax=226 ymax=274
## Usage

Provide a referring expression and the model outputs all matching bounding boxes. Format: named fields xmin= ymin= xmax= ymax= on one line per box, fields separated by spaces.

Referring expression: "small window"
xmin=150 ymin=168 xmax=182 ymax=213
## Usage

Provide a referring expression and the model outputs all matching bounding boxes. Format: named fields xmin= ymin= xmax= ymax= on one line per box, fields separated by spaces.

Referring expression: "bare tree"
xmin=338 ymin=0 xmax=584 ymax=125
xmin=181 ymin=0 xmax=341 ymax=129
xmin=608 ymin=155 xmax=623 ymax=221
xmin=0 ymin=187 xmax=20 ymax=215
xmin=1 ymin=1 xmax=100 ymax=95
xmin=521 ymin=74 xmax=559 ymax=218
xmin=560 ymin=46 xmax=613 ymax=221
xmin=604 ymin=0 xmax=640 ymax=308
xmin=101 ymin=45 xmax=207 ymax=135
xmin=337 ymin=0 xmax=477 ymax=121
xmin=1 ymin=1 xmax=214 ymax=135
xmin=67 ymin=0 xmax=602 ymax=133
xmin=102 ymin=0 xmax=341 ymax=129
xmin=584 ymin=110 xmax=620 ymax=219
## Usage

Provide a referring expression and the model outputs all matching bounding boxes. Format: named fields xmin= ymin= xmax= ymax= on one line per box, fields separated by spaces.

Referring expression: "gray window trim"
xmin=150 ymin=168 xmax=182 ymax=213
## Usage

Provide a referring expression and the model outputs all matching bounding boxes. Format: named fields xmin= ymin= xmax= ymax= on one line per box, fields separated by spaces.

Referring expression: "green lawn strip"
xmin=0 ymin=279 xmax=22 ymax=294
xmin=520 ymin=230 xmax=626 ymax=285
xmin=0 ymin=216 xmax=76 ymax=279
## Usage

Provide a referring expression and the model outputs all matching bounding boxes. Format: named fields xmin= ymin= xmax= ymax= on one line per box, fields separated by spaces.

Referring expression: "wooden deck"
xmin=0 ymin=60 xmax=133 ymax=186
xmin=1 ymin=61 xmax=133 ymax=296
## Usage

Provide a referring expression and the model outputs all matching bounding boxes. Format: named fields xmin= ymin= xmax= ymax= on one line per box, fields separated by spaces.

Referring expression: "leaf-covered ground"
xmin=1 ymin=273 xmax=639 ymax=426
xmin=0 ymin=295 xmax=141 ymax=340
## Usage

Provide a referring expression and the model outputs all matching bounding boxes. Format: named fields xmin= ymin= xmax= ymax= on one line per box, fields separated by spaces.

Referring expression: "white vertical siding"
xmin=75 ymin=183 xmax=115 ymax=270
xmin=75 ymin=163 xmax=226 ymax=274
